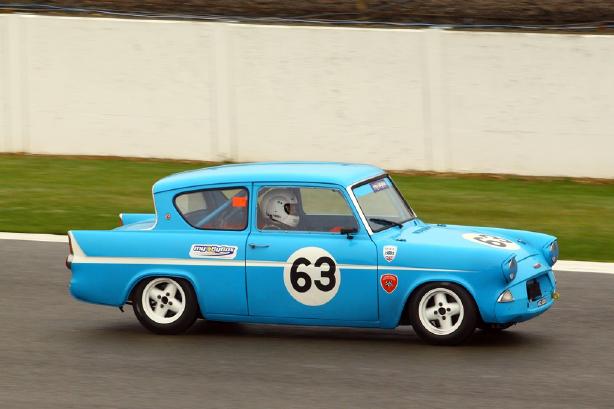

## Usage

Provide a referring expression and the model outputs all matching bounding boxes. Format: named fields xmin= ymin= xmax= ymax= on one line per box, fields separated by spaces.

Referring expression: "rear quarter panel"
xmin=68 ymin=230 xmax=248 ymax=317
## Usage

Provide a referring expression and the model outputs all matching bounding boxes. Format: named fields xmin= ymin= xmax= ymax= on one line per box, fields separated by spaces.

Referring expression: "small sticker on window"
xmin=232 ymin=196 xmax=248 ymax=207
xmin=370 ymin=180 xmax=389 ymax=192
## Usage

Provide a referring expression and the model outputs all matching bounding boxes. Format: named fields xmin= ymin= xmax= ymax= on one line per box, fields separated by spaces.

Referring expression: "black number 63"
xmin=290 ymin=256 xmax=337 ymax=293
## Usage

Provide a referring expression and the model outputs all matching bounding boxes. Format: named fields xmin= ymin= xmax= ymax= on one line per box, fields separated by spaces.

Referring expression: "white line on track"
xmin=0 ymin=232 xmax=68 ymax=243
xmin=1 ymin=232 xmax=613 ymax=274
xmin=553 ymin=260 xmax=614 ymax=275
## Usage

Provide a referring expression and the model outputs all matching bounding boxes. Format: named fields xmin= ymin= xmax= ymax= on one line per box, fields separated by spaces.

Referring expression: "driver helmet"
xmin=262 ymin=189 xmax=300 ymax=228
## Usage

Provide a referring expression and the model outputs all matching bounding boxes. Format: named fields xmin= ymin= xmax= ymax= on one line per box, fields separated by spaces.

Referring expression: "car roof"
xmin=153 ymin=162 xmax=385 ymax=193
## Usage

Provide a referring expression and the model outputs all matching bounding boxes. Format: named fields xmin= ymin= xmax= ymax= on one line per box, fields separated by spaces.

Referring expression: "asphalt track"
xmin=1 ymin=240 xmax=613 ymax=409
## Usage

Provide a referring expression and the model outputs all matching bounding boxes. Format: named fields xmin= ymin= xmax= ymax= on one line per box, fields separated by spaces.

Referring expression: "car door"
xmin=245 ymin=183 xmax=379 ymax=322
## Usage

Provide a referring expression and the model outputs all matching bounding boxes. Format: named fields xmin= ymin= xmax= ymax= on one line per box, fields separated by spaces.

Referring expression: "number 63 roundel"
xmin=462 ymin=233 xmax=520 ymax=250
xmin=283 ymin=247 xmax=340 ymax=306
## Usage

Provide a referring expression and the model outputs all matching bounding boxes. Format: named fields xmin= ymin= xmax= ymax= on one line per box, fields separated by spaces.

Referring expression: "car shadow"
xmin=464 ymin=329 xmax=546 ymax=347
xmin=81 ymin=319 xmax=548 ymax=348
xmin=191 ymin=321 xmax=546 ymax=347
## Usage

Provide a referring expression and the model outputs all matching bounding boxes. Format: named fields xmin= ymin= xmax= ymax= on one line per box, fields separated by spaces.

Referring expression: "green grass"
xmin=1 ymin=154 xmax=613 ymax=261
xmin=0 ymin=155 xmax=206 ymax=234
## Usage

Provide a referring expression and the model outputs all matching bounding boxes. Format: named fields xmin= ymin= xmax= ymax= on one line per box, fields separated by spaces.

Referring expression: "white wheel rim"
xmin=141 ymin=278 xmax=187 ymax=324
xmin=418 ymin=288 xmax=464 ymax=336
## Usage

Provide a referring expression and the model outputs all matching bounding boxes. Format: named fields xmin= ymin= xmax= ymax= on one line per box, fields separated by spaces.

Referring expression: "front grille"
xmin=526 ymin=279 xmax=542 ymax=301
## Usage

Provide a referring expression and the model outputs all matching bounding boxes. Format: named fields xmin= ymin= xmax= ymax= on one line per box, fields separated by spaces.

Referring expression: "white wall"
xmin=1 ymin=14 xmax=613 ymax=178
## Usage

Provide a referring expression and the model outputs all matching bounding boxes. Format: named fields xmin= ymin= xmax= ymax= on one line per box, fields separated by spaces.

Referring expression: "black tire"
xmin=409 ymin=282 xmax=478 ymax=345
xmin=132 ymin=276 xmax=199 ymax=335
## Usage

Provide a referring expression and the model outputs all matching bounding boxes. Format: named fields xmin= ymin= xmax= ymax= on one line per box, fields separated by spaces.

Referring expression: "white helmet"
xmin=262 ymin=190 xmax=300 ymax=228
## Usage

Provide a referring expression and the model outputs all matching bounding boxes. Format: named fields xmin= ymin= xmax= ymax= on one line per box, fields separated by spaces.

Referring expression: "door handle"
xmin=249 ymin=243 xmax=270 ymax=249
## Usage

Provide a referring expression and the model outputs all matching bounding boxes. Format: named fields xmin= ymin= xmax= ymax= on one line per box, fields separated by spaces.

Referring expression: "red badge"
xmin=380 ymin=274 xmax=398 ymax=294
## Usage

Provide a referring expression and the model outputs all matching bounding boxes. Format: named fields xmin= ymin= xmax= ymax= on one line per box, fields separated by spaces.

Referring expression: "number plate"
xmin=526 ymin=279 xmax=542 ymax=301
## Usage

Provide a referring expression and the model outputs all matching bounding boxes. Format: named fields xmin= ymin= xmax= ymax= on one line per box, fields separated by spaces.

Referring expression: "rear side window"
xmin=175 ymin=187 xmax=248 ymax=230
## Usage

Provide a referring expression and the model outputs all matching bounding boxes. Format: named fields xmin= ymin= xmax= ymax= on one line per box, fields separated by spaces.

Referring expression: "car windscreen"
xmin=352 ymin=177 xmax=414 ymax=232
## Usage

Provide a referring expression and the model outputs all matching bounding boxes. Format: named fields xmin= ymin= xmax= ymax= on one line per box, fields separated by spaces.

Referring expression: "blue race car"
xmin=67 ymin=162 xmax=559 ymax=345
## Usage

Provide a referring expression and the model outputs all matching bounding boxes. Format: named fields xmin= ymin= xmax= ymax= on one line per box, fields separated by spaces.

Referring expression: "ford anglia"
xmin=67 ymin=162 xmax=559 ymax=345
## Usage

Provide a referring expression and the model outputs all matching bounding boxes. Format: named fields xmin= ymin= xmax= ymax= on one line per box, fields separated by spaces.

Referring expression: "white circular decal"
xmin=283 ymin=247 xmax=340 ymax=306
xmin=462 ymin=233 xmax=520 ymax=250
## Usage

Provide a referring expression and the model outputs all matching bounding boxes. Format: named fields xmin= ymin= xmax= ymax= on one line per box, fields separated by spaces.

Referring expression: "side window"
xmin=257 ymin=186 xmax=358 ymax=232
xmin=175 ymin=187 xmax=248 ymax=230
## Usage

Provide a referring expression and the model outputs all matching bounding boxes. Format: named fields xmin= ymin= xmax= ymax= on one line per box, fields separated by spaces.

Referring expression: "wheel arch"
xmin=124 ymin=268 xmax=203 ymax=313
xmin=397 ymin=277 xmax=482 ymax=327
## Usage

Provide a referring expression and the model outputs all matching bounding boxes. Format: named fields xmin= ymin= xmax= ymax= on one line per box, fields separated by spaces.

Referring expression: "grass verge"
xmin=1 ymin=154 xmax=613 ymax=261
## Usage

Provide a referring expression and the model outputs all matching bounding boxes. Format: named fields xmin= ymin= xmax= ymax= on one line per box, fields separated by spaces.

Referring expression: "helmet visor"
xmin=283 ymin=203 xmax=298 ymax=216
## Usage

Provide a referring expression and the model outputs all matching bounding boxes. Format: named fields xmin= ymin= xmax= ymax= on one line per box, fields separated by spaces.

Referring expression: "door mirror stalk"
xmin=340 ymin=228 xmax=358 ymax=239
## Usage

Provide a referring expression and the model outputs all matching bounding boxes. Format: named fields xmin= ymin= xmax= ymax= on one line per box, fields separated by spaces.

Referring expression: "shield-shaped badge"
xmin=380 ymin=274 xmax=398 ymax=294
xmin=383 ymin=245 xmax=397 ymax=262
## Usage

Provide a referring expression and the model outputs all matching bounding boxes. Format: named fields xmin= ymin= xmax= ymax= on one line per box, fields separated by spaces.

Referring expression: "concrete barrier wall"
xmin=1 ymin=14 xmax=612 ymax=178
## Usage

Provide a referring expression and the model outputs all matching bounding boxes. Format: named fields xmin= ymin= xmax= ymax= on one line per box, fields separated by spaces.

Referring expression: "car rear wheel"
xmin=133 ymin=277 xmax=199 ymax=334
xmin=409 ymin=282 xmax=477 ymax=345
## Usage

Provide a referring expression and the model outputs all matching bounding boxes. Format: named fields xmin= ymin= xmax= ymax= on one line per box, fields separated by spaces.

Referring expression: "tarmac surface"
xmin=1 ymin=239 xmax=613 ymax=409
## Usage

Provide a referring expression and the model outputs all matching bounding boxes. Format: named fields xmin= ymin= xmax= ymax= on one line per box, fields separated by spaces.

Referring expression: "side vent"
xmin=413 ymin=226 xmax=432 ymax=234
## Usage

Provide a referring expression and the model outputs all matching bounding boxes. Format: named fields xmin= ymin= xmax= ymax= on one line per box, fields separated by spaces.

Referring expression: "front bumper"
xmin=494 ymin=269 xmax=557 ymax=324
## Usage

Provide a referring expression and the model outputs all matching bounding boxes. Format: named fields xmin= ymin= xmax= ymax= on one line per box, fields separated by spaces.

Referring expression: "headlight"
xmin=501 ymin=256 xmax=517 ymax=282
xmin=543 ymin=240 xmax=559 ymax=266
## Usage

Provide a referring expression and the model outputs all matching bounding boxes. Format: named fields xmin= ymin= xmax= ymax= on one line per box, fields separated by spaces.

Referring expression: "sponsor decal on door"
xmin=189 ymin=244 xmax=238 ymax=259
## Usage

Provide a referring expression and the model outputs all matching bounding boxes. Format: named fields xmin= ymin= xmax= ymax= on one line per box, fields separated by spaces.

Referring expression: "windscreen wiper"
xmin=369 ymin=218 xmax=403 ymax=229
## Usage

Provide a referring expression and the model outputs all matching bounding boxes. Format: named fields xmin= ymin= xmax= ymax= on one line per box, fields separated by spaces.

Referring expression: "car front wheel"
xmin=409 ymin=282 xmax=477 ymax=345
xmin=133 ymin=277 xmax=199 ymax=334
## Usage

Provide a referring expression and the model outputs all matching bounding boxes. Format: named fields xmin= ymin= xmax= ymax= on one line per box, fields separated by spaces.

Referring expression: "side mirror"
xmin=340 ymin=227 xmax=358 ymax=239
